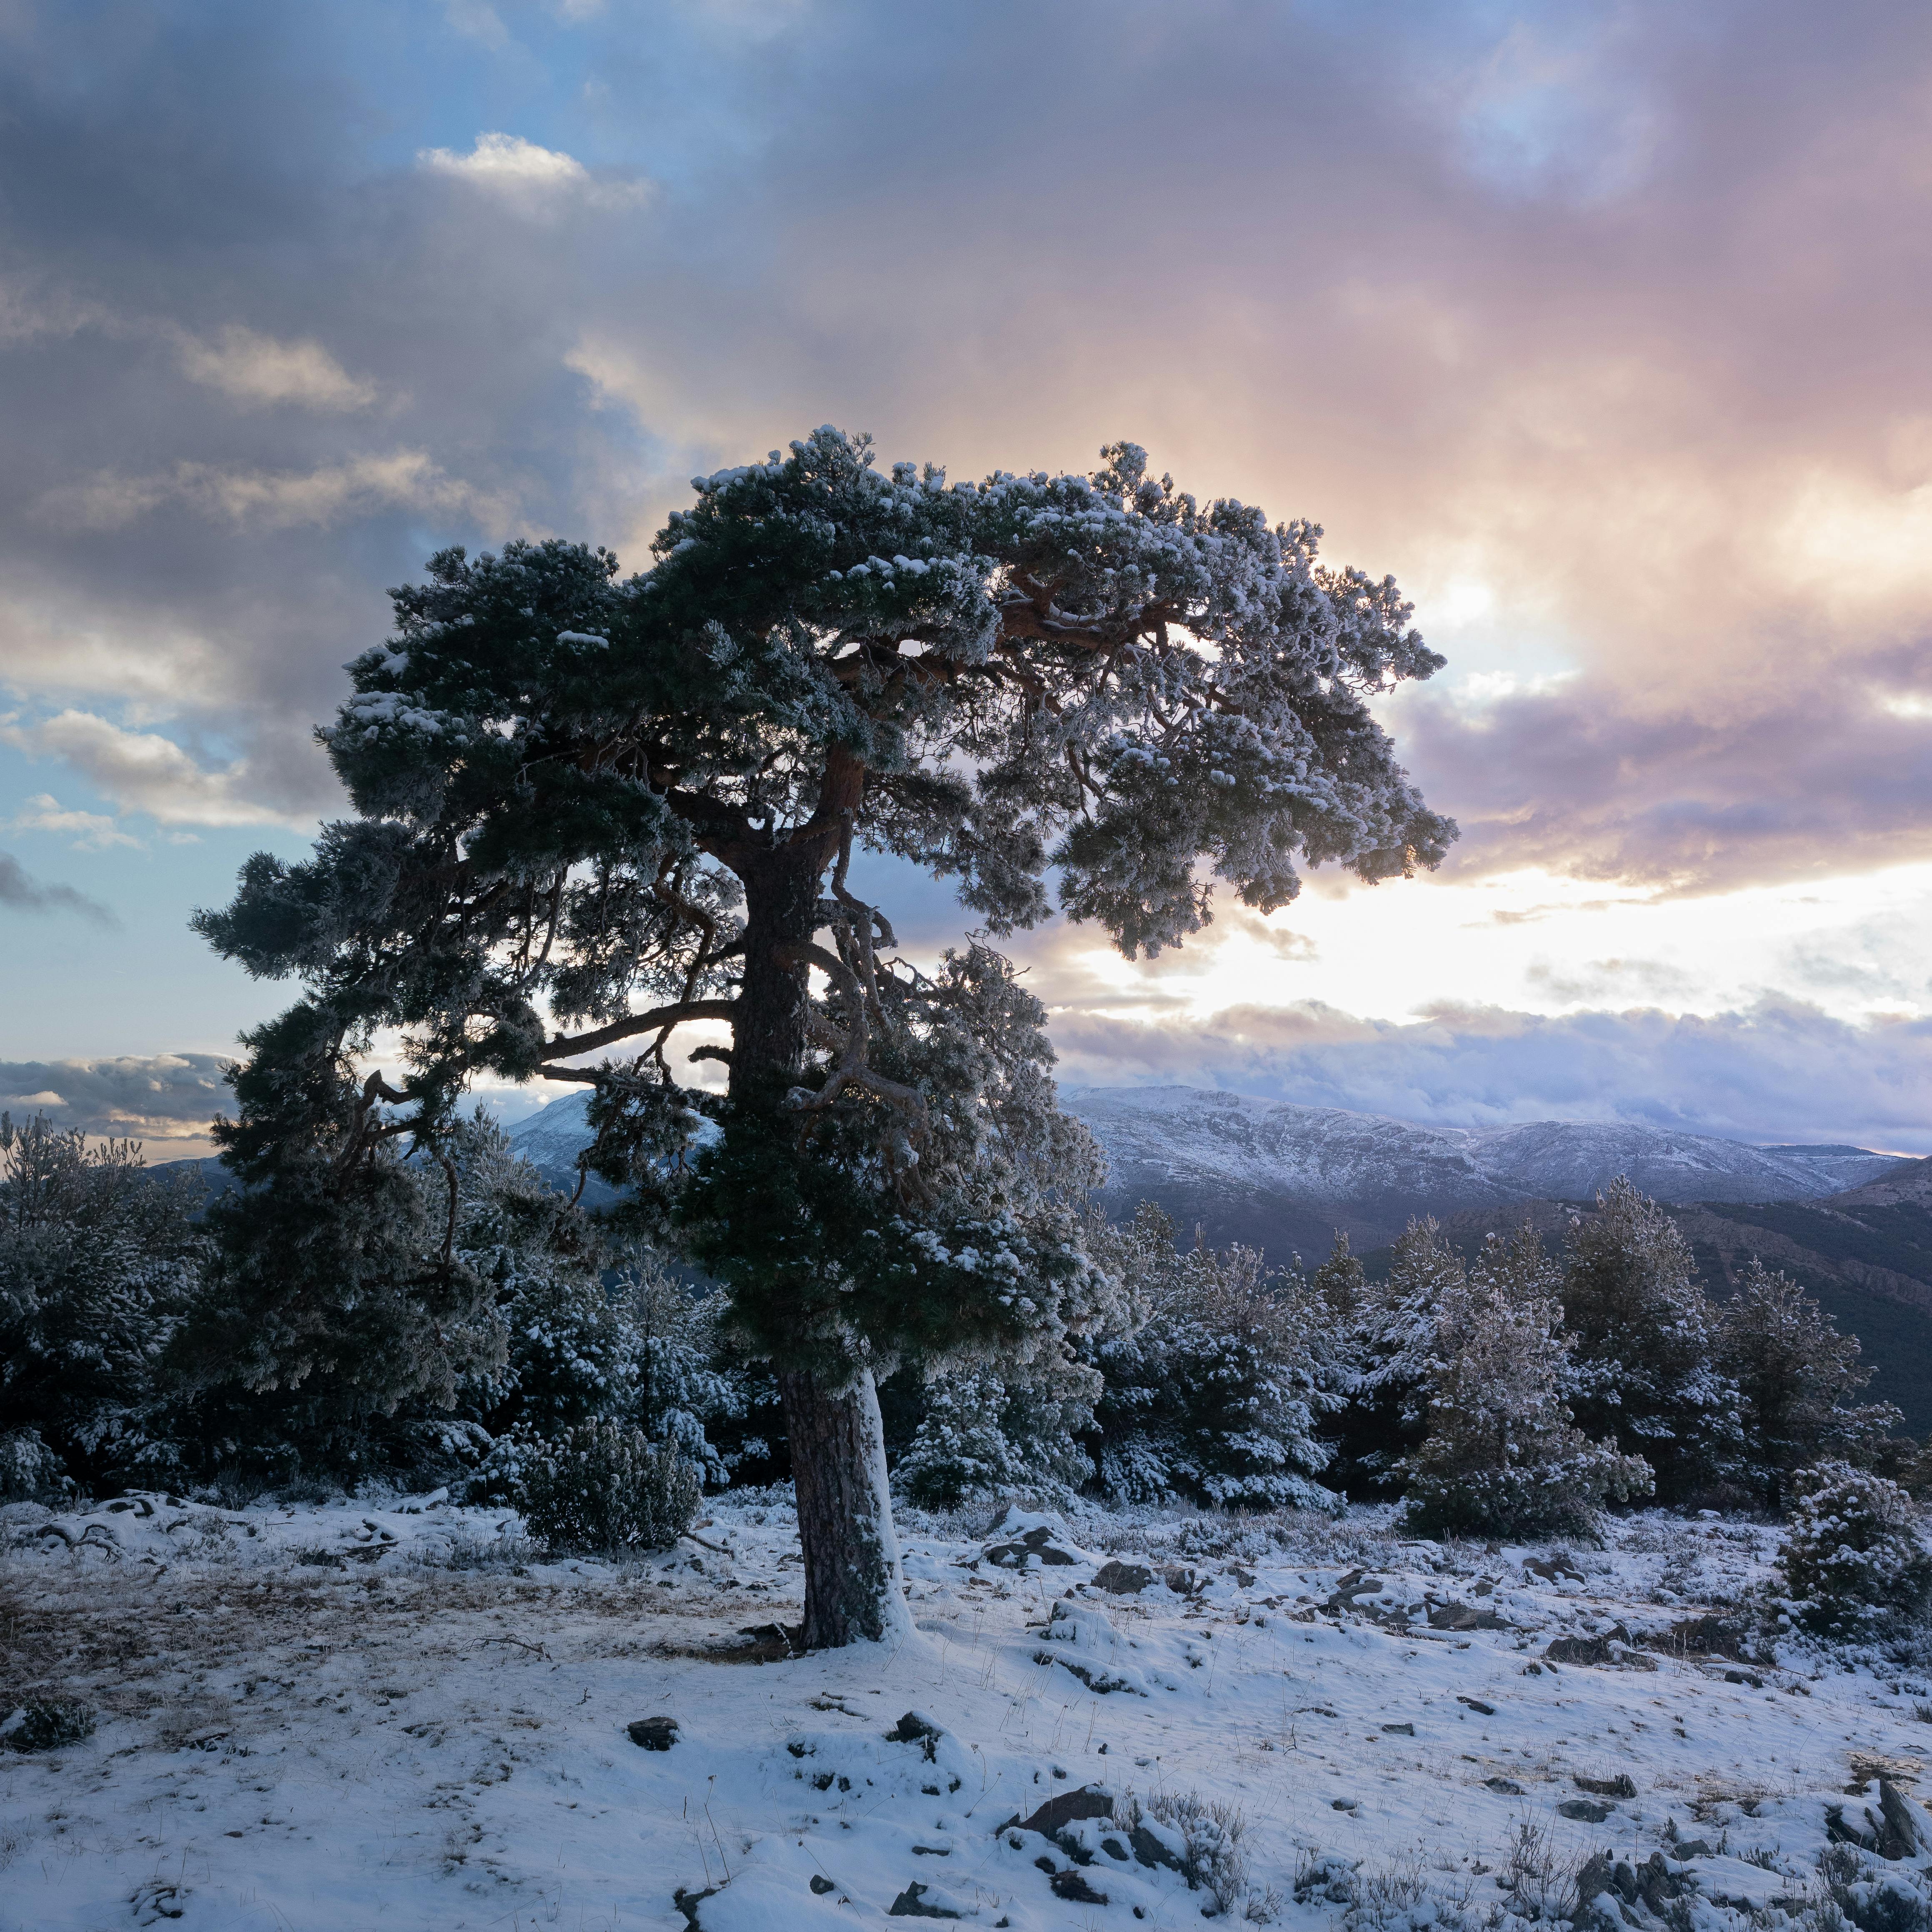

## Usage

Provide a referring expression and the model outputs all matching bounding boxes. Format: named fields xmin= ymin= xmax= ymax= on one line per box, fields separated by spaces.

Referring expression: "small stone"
xmin=1049 ymin=1870 xmax=1109 ymax=1904
xmin=1092 ymin=1560 xmax=1155 ymax=1595
xmin=1575 ymin=1773 xmax=1637 ymax=1798
xmin=1559 ymin=1798 xmax=1614 ymax=1823
xmin=810 ymin=1875 xmax=836 ymax=1895
xmin=1332 ymin=1797 xmax=1359 ymax=1812
xmin=1485 ymin=1778 xmax=1526 ymax=1796
xmin=1381 ymin=1722 xmax=1415 ymax=1736
xmin=1457 ymin=1697 xmax=1496 ymax=1717
xmin=888 ymin=1880 xmax=963 ymax=1918
xmin=1001 ymin=1786 xmax=1115 ymax=1838
xmin=627 ymin=1716 xmax=679 ymax=1751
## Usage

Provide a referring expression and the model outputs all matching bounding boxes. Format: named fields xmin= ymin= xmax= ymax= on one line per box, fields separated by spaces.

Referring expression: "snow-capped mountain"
xmin=507 ymin=1081 xmax=1898 ymax=1259
xmin=1061 ymin=1085 xmax=1901 ymax=1259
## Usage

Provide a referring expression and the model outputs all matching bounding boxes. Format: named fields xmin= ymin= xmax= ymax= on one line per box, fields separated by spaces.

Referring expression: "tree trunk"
xmin=730 ymin=815 xmax=908 ymax=1649
xmin=779 ymin=1365 xmax=912 ymax=1648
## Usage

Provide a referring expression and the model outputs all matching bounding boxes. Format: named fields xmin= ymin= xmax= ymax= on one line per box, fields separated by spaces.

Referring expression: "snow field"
xmin=2 ymin=1492 xmax=1928 ymax=1930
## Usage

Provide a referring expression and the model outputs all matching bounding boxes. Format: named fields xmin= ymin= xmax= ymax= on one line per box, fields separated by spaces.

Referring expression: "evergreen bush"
xmin=1777 ymin=1462 xmax=1932 ymax=1639
xmin=1401 ymin=1226 xmax=1652 ymax=1540
xmin=1087 ymin=1206 xmax=1338 ymax=1511
xmin=508 ymin=1421 xmax=701 ymax=1554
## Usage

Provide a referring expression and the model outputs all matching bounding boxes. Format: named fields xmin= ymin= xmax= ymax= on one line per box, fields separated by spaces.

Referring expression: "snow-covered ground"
xmin=3 ymin=1491 xmax=1928 ymax=1930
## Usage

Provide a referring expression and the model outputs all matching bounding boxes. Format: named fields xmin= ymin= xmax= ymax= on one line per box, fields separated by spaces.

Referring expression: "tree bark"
xmin=729 ymin=847 xmax=822 ymax=1099
xmin=779 ymin=1365 xmax=911 ymax=1648
xmin=727 ymin=796 xmax=908 ymax=1649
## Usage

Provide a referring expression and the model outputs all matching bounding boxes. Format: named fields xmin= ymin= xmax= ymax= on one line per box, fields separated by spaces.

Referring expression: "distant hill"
xmin=1062 ymin=1084 xmax=1899 ymax=1257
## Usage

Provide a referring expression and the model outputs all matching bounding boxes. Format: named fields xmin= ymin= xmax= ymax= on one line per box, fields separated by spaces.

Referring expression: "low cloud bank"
xmin=1050 ymin=1000 xmax=1932 ymax=1154
xmin=0 ymin=1052 xmax=230 ymax=1144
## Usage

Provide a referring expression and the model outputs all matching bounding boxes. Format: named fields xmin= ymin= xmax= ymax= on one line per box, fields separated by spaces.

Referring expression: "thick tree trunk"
xmin=728 ymin=806 xmax=907 ymax=1649
xmin=779 ymin=1365 xmax=911 ymax=1648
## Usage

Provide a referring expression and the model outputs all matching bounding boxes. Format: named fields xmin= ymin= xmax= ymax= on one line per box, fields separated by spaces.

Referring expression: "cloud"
xmin=6 ymin=791 xmax=143 ymax=849
xmin=0 ymin=851 xmax=115 ymax=924
xmin=416 ymin=133 xmax=653 ymax=214
xmin=173 ymin=325 xmax=378 ymax=411
xmin=0 ymin=1051 xmax=229 ymax=1142
xmin=43 ymin=449 xmax=506 ymax=533
xmin=1050 ymin=1000 xmax=1932 ymax=1156
xmin=0 ymin=712 xmax=313 ymax=829
xmin=1390 ymin=662 xmax=1932 ymax=892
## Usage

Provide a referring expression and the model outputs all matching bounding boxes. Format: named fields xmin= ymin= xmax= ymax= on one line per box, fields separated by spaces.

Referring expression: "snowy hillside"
xmin=5 ymin=1489 xmax=1929 ymax=1930
xmin=1064 ymin=1086 xmax=1900 ymax=1256
xmin=503 ymin=1084 xmax=1900 ymax=1258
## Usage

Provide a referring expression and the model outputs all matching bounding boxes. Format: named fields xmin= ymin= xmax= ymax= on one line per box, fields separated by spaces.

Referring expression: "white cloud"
xmin=0 ymin=712 xmax=313 ymax=829
xmin=445 ymin=0 xmax=513 ymax=50
xmin=6 ymin=792 xmax=143 ymax=849
xmin=417 ymin=133 xmax=654 ymax=215
xmin=174 ymin=325 xmax=378 ymax=411
xmin=41 ymin=449 xmax=506 ymax=532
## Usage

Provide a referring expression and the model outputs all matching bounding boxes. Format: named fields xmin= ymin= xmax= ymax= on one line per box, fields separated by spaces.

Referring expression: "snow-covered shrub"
xmin=0 ymin=1427 xmax=65 ymax=1502
xmin=1719 ymin=1262 xmax=1901 ymax=1513
xmin=1777 ymin=1462 xmax=1932 ymax=1638
xmin=895 ymin=1371 xmax=1036 ymax=1505
xmin=507 ymin=1421 xmax=701 ymax=1554
xmin=0 ymin=1114 xmax=205 ymax=1493
xmin=1562 ymin=1179 xmax=1739 ymax=1506
xmin=1127 ymin=1788 xmax=1249 ymax=1916
xmin=1325 ymin=1218 xmax=1466 ymax=1499
xmin=443 ymin=1119 xmax=746 ymax=1486
xmin=1401 ymin=1226 xmax=1653 ymax=1540
xmin=1087 ymin=1206 xmax=1338 ymax=1511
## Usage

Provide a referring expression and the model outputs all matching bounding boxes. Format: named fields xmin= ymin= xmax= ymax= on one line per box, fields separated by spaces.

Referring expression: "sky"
xmin=2 ymin=0 xmax=1930 ymax=1157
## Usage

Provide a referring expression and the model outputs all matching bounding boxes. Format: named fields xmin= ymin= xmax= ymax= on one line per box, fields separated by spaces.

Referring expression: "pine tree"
xmin=193 ymin=428 xmax=1453 ymax=1644
xmin=1401 ymin=1226 xmax=1652 ymax=1540
xmin=1086 ymin=1207 xmax=1338 ymax=1510
xmin=1326 ymin=1217 xmax=1464 ymax=1499
xmin=1718 ymin=1261 xmax=1900 ymax=1513
xmin=0 ymin=1114 xmax=205 ymax=1495
xmin=1560 ymin=1179 xmax=1738 ymax=1506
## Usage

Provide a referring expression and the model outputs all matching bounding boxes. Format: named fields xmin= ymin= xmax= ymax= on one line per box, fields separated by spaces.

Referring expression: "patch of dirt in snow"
xmin=1 ymin=1493 xmax=1929 ymax=1930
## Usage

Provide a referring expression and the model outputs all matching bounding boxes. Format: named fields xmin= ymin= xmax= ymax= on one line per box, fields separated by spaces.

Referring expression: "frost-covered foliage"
xmin=1401 ymin=1226 xmax=1653 ymax=1540
xmin=895 ymin=1371 xmax=1044 ymax=1506
xmin=1776 ymin=1462 xmax=1932 ymax=1639
xmin=1326 ymin=1217 xmax=1467 ymax=1499
xmin=680 ymin=943 xmax=1109 ymax=1389
xmin=1086 ymin=1205 xmax=1337 ymax=1510
xmin=501 ymin=1421 xmax=701 ymax=1555
xmin=0 ymin=1113 xmax=205 ymax=1494
xmin=447 ymin=1118 xmax=745 ymax=1484
xmin=1561 ymin=1179 xmax=1739 ymax=1506
xmin=1719 ymin=1261 xmax=1901 ymax=1512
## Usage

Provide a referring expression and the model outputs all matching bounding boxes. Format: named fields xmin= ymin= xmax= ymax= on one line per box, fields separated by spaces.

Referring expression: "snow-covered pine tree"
xmin=1401 ymin=1225 xmax=1652 ymax=1540
xmin=1085 ymin=1206 xmax=1338 ymax=1510
xmin=1560 ymin=1179 xmax=1738 ymax=1506
xmin=0 ymin=1114 xmax=206 ymax=1497
xmin=194 ymin=428 xmax=1454 ymax=1644
xmin=1718 ymin=1260 xmax=1901 ymax=1513
xmin=447 ymin=1116 xmax=745 ymax=1485
xmin=1324 ymin=1216 xmax=1464 ymax=1499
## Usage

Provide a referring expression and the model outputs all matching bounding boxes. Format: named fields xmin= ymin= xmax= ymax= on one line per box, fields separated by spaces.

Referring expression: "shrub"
xmin=3 ymin=1700 xmax=96 ymax=1752
xmin=1401 ymin=1226 xmax=1652 ymax=1541
xmin=1087 ymin=1207 xmax=1338 ymax=1511
xmin=1778 ymin=1462 xmax=1932 ymax=1638
xmin=505 ymin=1421 xmax=701 ymax=1555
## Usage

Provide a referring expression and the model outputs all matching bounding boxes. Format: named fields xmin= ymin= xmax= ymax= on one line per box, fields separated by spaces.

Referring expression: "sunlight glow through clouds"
xmin=1042 ymin=863 xmax=1932 ymax=1034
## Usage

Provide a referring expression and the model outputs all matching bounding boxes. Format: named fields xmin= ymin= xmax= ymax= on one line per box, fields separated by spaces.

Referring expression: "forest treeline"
xmin=1 ymin=1108 xmax=1920 ymax=1539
